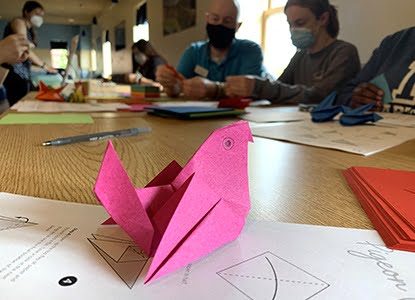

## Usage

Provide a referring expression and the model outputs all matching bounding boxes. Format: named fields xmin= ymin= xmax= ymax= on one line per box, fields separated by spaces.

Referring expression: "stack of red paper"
xmin=344 ymin=167 xmax=415 ymax=252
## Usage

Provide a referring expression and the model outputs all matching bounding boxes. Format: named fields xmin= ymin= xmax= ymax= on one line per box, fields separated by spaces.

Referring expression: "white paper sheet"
xmin=251 ymin=120 xmax=415 ymax=156
xmin=378 ymin=113 xmax=415 ymax=128
xmin=12 ymin=100 xmax=130 ymax=112
xmin=240 ymin=109 xmax=310 ymax=123
xmin=1 ymin=193 xmax=414 ymax=299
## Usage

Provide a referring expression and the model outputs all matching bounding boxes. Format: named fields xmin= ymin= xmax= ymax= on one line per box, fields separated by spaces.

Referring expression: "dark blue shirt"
xmin=177 ymin=39 xmax=265 ymax=82
xmin=337 ymin=27 xmax=415 ymax=112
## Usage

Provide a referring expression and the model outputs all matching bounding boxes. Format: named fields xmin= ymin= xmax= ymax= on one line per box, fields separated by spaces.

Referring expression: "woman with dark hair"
xmin=3 ymin=1 xmax=57 ymax=105
xmin=225 ymin=0 xmax=361 ymax=104
xmin=128 ymin=39 xmax=166 ymax=86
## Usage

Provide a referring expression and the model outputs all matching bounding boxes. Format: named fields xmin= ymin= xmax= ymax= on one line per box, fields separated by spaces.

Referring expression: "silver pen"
xmin=42 ymin=127 xmax=152 ymax=146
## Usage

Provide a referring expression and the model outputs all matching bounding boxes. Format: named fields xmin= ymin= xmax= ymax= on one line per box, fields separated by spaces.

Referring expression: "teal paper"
xmin=370 ymin=74 xmax=393 ymax=104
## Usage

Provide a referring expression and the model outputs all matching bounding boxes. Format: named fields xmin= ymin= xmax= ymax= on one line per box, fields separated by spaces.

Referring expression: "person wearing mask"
xmin=156 ymin=0 xmax=264 ymax=99
xmin=336 ymin=27 xmax=415 ymax=114
xmin=3 ymin=1 xmax=57 ymax=105
xmin=225 ymin=0 xmax=360 ymax=104
xmin=0 ymin=34 xmax=30 ymax=112
xmin=129 ymin=39 xmax=166 ymax=86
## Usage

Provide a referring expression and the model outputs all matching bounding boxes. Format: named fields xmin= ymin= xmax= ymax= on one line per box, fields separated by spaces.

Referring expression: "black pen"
xmin=42 ymin=127 xmax=152 ymax=146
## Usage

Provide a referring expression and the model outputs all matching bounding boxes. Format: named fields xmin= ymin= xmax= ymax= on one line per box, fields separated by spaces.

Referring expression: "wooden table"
xmin=1 ymin=96 xmax=414 ymax=231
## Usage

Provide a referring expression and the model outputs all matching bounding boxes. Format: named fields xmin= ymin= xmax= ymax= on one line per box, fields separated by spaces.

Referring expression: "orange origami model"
xmin=36 ymin=81 xmax=67 ymax=102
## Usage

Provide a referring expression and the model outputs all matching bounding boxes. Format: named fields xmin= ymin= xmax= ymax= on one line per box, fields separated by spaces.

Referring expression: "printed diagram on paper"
xmin=252 ymin=120 xmax=415 ymax=155
xmin=0 ymin=215 xmax=38 ymax=232
xmin=217 ymin=252 xmax=330 ymax=300
xmin=88 ymin=234 xmax=149 ymax=289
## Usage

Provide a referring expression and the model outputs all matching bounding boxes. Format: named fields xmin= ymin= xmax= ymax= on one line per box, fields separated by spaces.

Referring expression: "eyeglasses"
xmin=206 ymin=13 xmax=237 ymax=28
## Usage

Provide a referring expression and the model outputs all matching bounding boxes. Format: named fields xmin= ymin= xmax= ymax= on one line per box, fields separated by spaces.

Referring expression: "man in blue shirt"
xmin=156 ymin=0 xmax=264 ymax=99
xmin=337 ymin=27 xmax=415 ymax=114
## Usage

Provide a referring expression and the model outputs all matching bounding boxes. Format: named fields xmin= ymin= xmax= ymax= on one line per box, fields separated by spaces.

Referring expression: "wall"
xmin=94 ymin=0 xmax=146 ymax=75
xmin=332 ymin=0 xmax=415 ymax=63
xmin=147 ymin=0 xmax=209 ymax=66
xmin=93 ymin=0 xmax=209 ymax=75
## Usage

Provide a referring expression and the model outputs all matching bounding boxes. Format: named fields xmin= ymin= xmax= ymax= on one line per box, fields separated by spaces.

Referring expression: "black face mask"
xmin=206 ymin=24 xmax=236 ymax=50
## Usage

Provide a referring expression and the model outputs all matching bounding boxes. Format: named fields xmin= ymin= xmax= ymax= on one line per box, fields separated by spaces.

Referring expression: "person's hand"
xmin=351 ymin=82 xmax=384 ymax=110
xmin=225 ymin=76 xmax=256 ymax=98
xmin=156 ymin=65 xmax=182 ymax=90
xmin=0 ymin=34 xmax=30 ymax=64
xmin=44 ymin=65 xmax=58 ymax=74
xmin=183 ymin=77 xmax=216 ymax=99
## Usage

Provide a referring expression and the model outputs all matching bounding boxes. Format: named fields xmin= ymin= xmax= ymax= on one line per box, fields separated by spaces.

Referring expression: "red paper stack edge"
xmin=344 ymin=167 xmax=415 ymax=252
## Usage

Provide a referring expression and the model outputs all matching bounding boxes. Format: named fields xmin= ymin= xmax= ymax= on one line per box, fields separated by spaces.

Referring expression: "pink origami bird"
xmin=94 ymin=121 xmax=253 ymax=283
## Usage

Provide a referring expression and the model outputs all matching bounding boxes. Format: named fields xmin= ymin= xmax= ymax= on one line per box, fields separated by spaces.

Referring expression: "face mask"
xmin=30 ymin=15 xmax=44 ymax=28
xmin=206 ymin=24 xmax=235 ymax=50
xmin=290 ymin=28 xmax=315 ymax=49
xmin=134 ymin=53 xmax=147 ymax=66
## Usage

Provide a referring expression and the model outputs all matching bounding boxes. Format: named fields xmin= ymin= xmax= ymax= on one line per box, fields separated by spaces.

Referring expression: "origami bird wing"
xmin=145 ymin=161 xmax=182 ymax=187
xmin=94 ymin=142 xmax=154 ymax=256
xmin=311 ymin=92 xmax=345 ymax=123
xmin=36 ymin=81 xmax=66 ymax=102
xmin=339 ymin=102 xmax=383 ymax=126
xmin=144 ymin=172 xmax=223 ymax=283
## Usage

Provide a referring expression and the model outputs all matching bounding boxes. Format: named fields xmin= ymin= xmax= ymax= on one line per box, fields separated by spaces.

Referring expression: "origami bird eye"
xmin=222 ymin=137 xmax=234 ymax=150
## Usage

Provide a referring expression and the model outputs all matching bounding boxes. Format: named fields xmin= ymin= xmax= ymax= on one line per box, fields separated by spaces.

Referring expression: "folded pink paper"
xmin=94 ymin=121 xmax=253 ymax=283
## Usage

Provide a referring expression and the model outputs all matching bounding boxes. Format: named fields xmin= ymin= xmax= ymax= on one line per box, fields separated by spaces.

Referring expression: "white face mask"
xmin=134 ymin=53 xmax=147 ymax=66
xmin=30 ymin=15 xmax=44 ymax=28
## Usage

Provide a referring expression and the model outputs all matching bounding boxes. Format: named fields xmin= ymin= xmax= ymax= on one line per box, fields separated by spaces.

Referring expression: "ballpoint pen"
xmin=42 ymin=127 xmax=152 ymax=146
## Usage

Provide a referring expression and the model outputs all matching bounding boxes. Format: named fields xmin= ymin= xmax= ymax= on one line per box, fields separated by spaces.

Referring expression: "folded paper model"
xmin=36 ymin=81 xmax=66 ymax=102
xmin=94 ymin=121 xmax=253 ymax=283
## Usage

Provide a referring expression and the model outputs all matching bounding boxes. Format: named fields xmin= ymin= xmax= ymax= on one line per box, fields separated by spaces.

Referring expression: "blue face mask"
xmin=290 ymin=28 xmax=315 ymax=49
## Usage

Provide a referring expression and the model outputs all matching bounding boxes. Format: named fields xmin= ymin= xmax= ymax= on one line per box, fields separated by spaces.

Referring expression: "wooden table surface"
xmin=1 ymin=95 xmax=414 ymax=231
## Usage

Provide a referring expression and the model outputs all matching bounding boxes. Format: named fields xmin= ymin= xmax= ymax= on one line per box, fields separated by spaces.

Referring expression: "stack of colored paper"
xmin=146 ymin=106 xmax=245 ymax=119
xmin=344 ymin=167 xmax=415 ymax=252
xmin=131 ymin=85 xmax=161 ymax=99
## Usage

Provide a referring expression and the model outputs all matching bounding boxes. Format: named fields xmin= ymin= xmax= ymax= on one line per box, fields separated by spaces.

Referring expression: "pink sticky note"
xmin=94 ymin=121 xmax=253 ymax=283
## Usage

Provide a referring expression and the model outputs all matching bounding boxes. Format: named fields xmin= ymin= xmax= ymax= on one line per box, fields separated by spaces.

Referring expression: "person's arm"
xmin=10 ymin=18 xmax=57 ymax=74
xmin=252 ymin=44 xmax=361 ymax=104
xmin=0 ymin=34 xmax=29 ymax=65
xmin=336 ymin=40 xmax=385 ymax=106
xmin=10 ymin=18 xmax=27 ymax=36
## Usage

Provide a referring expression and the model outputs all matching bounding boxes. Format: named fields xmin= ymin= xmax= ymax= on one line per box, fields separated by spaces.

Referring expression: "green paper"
xmin=370 ymin=74 xmax=393 ymax=104
xmin=0 ymin=113 xmax=94 ymax=125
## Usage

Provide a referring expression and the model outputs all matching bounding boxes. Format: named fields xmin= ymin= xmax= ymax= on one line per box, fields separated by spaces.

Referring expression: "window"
xmin=237 ymin=0 xmax=296 ymax=78
xmin=134 ymin=3 xmax=149 ymax=42
xmin=133 ymin=21 xmax=149 ymax=43
xmin=262 ymin=3 xmax=296 ymax=77
xmin=50 ymin=49 xmax=69 ymax=69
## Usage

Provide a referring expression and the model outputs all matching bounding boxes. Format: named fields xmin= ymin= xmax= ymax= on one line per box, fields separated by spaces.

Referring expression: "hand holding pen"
xmin=156 ymin=64 xmax=185 ymax=96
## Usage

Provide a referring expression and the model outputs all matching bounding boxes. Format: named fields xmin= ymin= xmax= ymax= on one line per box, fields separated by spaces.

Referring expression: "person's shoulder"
xmin=9 ymin=17 xmax=25 ymax=26
xmin=186 ymin=41 xmax=209 ymax=52
xmin=235 ymin=39 xmax=261 ymax=50
xmin=234 ymin=39 xmax=262 ymax=55
xmin=380 ymin=27 xmax=415 ymax=45
xmin=332 ymin=40 xmax=359 ymax=54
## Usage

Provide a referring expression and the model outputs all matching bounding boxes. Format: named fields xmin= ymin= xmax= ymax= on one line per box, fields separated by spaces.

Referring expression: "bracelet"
xmin=214 ymin=82 xmax=220 ymax=99
xmin=215 ymin=82 xmax=226 ymax=100
xmin=41 ymin=62 xmax=46 ymax=69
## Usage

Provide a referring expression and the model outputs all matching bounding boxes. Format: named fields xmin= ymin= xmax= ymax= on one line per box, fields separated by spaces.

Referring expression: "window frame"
xmin=261 ymin=1 xmax=285 ymax=54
